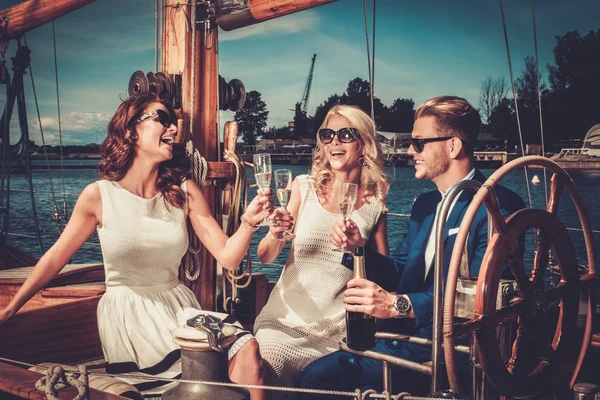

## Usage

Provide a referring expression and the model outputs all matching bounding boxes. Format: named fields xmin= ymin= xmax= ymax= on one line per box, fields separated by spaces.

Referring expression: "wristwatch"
xmin=394 ymin=294 xmax=411 ymax=318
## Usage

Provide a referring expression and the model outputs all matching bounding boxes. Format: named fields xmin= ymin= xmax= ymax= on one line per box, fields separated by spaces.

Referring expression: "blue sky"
xmin=0 ymin=0 xmax=598 ymax=145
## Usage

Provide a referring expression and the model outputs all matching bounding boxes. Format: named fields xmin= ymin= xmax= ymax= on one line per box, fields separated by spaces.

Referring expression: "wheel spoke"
xmin=483 ymin=186 xmax=508 ymax=233
xmin=456 ymin=301 xmax=523 ymax=338
xmin=507 ymin=320 xmax=526 ymax=374
xmin=542 ymin=282 xmax=572 ymax=304
xmin=532 ymin=230 xmax=551 ymax=288
xmin=508 ymin=253 xmax=530 ymax=296
xmin=547 ymin=174 xmax=565 ymax=216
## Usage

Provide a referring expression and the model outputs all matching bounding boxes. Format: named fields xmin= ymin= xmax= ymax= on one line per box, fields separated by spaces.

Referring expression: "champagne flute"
xmin=274 ymin=169 xmax=296 ymax=241
xmin=333 ymin=182 xmax=359 ymax=252
xmin=253 ymin=153 xmax=272 ymax=226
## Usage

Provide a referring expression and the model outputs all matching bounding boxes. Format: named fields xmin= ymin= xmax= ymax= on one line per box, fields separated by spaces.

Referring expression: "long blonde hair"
xmin=310 ymin=105 xmax=388 ymax=207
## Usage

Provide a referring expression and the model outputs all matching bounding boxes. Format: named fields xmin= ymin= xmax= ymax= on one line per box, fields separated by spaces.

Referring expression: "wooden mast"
xmin=162 ymin=1 xmax=219 ymax=310
xmin=193 ymin=14 xmax=220 ymax=310
xmin=0 ymin=0 xmax=97 ymax=40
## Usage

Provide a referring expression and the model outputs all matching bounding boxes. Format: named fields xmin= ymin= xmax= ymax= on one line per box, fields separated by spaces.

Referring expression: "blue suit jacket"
xmin=364 ymin=169 xmax=525 ymax=344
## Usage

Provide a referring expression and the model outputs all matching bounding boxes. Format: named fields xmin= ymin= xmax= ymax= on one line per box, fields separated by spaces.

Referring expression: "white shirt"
xmin=423 ymin=168 xmax=476 ymax=280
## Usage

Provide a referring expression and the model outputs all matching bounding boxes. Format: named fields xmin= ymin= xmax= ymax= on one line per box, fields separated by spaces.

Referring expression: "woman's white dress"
xmin=96 ymin=180 xmax=249 ymax=392
xmin=253 ymin=175 xmax=384 ymax=398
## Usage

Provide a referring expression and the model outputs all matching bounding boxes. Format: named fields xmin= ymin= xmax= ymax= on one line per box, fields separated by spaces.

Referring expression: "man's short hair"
xmin=414 ymin=96 xmax=481 ymax=156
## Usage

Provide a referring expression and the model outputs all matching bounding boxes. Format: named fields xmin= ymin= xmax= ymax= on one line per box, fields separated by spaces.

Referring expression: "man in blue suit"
xmin=298 ymin=96 xmax=525 ymax=397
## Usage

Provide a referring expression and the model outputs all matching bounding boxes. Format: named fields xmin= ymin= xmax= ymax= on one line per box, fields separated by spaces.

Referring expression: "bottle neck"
xmin=353 ymin=246 xmax=366 ymax=280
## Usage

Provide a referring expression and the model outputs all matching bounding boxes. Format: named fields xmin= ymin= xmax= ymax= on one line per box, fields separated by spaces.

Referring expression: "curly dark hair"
xmin=98 ymin=92 xmax=187 ymax=208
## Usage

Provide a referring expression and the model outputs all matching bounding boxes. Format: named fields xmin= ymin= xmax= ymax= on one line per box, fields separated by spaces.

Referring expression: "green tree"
xmin=546 ymin=29 xmax=600 ymax=144
xmin=345 ymin=78 xmax=389 ymax=129
xmin=487 ymin=98 xmax=518 ymax=149
xmin=313 ymin=94 xmax=345 ymax=133
xmin=386 ymin=98 xmax=415 ymax=133
xmin=312 ymin=78 xmax=389 ymax=131
xmin=515 ymin=56 xmax=547 ymax=145
xmin=234 ymin=90 xmax=268 ymax=145
xmin=479 ymin=76 xmax=509 ymax=123
xmin=516 ymin=56 xmax=547 ymax=108
xmin=263 ymin=126 xmax=292 ymax=140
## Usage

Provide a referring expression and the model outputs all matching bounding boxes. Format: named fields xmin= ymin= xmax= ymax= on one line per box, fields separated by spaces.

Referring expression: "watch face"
xmin=396 ymin=296 xmax=410 ymax=313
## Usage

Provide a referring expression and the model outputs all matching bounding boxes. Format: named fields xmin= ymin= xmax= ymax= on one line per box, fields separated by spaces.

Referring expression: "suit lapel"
xmin=444 ymin=169 xmax=486 ymax=244
xmin=398 ymin=193 xmax=440 ymax=293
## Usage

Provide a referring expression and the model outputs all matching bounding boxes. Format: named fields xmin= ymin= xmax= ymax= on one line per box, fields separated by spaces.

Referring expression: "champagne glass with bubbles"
xmin=333 ymin=182 xmax=359 ymax=252
xmin=274 ymin=169 xmax=296 ymax=240
xmin=253 ymin=153 xmax=272 ymax=226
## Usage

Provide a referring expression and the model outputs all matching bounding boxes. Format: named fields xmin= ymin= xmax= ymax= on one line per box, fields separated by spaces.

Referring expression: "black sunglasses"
xmin=318 ymin=127 xmax=358 ymax=144
xmin=409 ymin=136 xmax=455 ymax=153
xmin=135 ymin=109 xmax=176 ymax=128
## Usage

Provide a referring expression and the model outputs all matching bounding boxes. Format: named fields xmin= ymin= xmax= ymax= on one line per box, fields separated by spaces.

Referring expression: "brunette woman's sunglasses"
xmin=318 ymin=128 xmax=358 ymax=144
xmin=135 ymin=109 xmax=176 ymax=128
xmin=409 ymin=136 xmax=455 ymax=153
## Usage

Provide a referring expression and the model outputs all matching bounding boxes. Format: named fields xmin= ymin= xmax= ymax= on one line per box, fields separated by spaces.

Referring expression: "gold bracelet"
xmin=241 ymin=215 xmax=259 ymax=232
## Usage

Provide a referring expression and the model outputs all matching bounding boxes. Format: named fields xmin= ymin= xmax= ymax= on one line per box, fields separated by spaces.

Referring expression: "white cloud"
xmin=219 ymin=11 xmax=319 ymax=41
xmin=25 ymin=112 xmax=111 ymax=145
xmin=33 ymin=112 xmax=111 ymax=133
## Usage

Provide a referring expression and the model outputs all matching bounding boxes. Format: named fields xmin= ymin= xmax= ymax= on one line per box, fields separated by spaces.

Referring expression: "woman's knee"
xmin=240 ymin=338 xmax=261 ymax=359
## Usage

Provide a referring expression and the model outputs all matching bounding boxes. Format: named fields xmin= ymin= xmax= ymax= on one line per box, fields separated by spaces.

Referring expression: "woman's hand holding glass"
xmin=253 ymin=153 xmax=272 ymax=227
xmin=269 ymin=208 xmax=295 ymax=241
xmin=333 ymin=182 xmax=359 ymax=252
xmin=243 ymin=188 xmax=274 ymax=227
xmin=271 ymin=169 xmax=296 ymax=241
xmin=329 ymin=219 xmax=366 ymax=252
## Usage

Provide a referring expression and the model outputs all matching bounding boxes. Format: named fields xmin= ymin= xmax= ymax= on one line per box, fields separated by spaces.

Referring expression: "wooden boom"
xmin=216 ymin=0 xmax=337 ymax=31
xmin=0 ymin=0 xmax=97 ymax=40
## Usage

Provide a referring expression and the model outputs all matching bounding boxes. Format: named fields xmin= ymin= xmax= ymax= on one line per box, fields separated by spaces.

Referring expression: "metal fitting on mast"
xmin=195 ymin=0 xmax=215 ymax=49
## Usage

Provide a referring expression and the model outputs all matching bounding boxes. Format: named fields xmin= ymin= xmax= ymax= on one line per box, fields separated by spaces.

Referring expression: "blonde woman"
xmin=253 ymin=105 xmax=389 ymax=397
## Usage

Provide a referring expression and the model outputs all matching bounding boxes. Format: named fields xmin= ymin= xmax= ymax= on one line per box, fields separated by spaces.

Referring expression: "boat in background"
xmin=551 ymin=125 xmax=600 ymax=169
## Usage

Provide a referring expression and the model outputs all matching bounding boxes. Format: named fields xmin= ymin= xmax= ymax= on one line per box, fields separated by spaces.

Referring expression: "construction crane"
xmin=298 ymin=54 xmax=317 ymax=114
xmin=291 ymin=54 xmax=317 ymax=138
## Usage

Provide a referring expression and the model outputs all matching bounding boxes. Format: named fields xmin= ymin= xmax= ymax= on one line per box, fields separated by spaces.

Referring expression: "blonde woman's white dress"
xmin=253 ymin=174 xmax=384 ymax=398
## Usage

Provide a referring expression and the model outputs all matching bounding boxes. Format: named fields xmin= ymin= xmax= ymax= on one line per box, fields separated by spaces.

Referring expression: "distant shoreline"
xmin=21 ymin=154 xmax=600 ymax=170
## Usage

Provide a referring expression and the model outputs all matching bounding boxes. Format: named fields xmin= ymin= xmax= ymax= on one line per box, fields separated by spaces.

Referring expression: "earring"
xmin=358 ymin=157 xmax=368 ymax=167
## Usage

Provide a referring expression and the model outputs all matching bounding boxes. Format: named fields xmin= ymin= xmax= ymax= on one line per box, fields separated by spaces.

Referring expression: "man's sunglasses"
xmin=318 ymin=128 xmax=358 ymax=144
xmin=135 ymin=109 xmax=176 ymax=128
xmin=409 ymin=136 xmax=455 ymax=153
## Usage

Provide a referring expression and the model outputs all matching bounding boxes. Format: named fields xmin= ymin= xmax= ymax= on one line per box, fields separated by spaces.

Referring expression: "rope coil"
xmin=35 ymin=364 xmax=88 ymax=400
xmin=181 ymin=140 xmax=208 ymax=282
xmin=222 ymin=148 xmax=254 ymax=302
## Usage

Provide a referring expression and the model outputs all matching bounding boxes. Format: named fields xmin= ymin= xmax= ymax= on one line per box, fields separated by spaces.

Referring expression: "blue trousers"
xmin=298 ymin=339 xmax=432 ymax=399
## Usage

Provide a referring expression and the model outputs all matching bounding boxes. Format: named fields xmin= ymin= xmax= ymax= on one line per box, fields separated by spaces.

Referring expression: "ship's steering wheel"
xmin=442 ymin=156 xmax=597 ymax=397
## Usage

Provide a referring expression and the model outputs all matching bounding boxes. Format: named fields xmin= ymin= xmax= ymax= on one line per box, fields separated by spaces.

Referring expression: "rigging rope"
xmin=22 ymin=35 xmax=62 ymax=236
xmin=51 ymin=21 xmax=69 ymax=226
xmin=371 ymin=0 xmax=376 ymax=104
xmin=530 ymin=0 xmax=549 ymax=207
xmin=498 ymin=0 xmax=533 ymax=209
xmin=362 ymin=0 xmax=375 ymax=121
